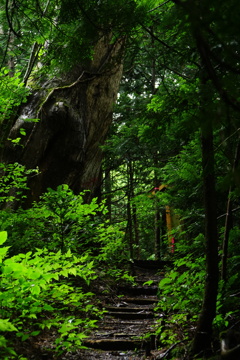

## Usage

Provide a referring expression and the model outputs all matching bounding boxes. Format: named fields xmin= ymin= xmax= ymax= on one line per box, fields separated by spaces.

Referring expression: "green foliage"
xmin=0 ymin=163 xmax=38 ymax=206
xmin=97 ymin=222 xmax=128 ymax=265
xmin=132 ymin=193 xmax=162 ymax=259
xmin=0 ymin=0 xmax=148 ymax=78
xmin=0 ymin=184 xmax=127 ymax=269
xmin=148 ymin=77 xmax=200 ymax=129
xmin=155 ymin=254 xmax=205 ymax=346
xmin=0 ymin=231 xmax=101 ymax=358
xmin=154 ymin=133 xmax=205 ymax=241
xmin=33 ymin=184 xmax=103 ymax=253
xmin=0 ymin=68 xmax=29 ymax=123
xmin=214 ymin=226 xmax=240 ymax=330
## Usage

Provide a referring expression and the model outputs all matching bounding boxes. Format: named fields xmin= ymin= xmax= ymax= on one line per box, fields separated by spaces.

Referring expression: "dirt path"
xmin=76 ymin=260 xmax=166 ymax=360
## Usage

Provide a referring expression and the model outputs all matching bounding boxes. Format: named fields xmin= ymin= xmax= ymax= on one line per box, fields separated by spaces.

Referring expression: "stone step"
xmin=133 ymin=259 xmax=172 ymax=269
xmin=105 ymin=305 xmax=154 ymax=312
xmin=107 ymin=311 xmax=154 ymax=320
xmin=83 ymin=338 xmax=142 ymax=351
xmin=121 ymin=296 xmax=157 ymax=305
xmin=93 ymin=331 xmax=140 ymax=338
xmin=83 ymin=337 xmax=157 ymax=353
xmin=118 ymin=286 xmax=158 ymax=296
xmin=102 ymin=319 xmax=155 ymax=327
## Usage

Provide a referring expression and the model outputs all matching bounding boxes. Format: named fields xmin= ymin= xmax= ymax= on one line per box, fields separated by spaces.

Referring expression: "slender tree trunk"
xmin=151 ymin=34 xmax=161 ymax=260
xmin=126 ymin=163 xmax=134 ymax=260
xmin=1 ymin=33 xmax=125 ymax=206
xmin=129 ymin=161 xmax=139 ymax=259
xmin=154 ymin=167 xmax=161 ymax=260
xmin=221 ymin=139 xmax=240 ymax=281
xmin=191 ymin=120 xmax=219 ymax=357
xmin=104 ymin=168 xmax=112 ymax=222
xmin=221 ymin=188 xmax=233 ymax=282
xmin=132 ymin=201 xmax=140 ymax=259
xmin=186 ymin=4 xmax=220 ymax=349
xmin=154 ymin=205 xmax=161 ymax=260
xmin=126 ymin=159 xmax=139 ymax=259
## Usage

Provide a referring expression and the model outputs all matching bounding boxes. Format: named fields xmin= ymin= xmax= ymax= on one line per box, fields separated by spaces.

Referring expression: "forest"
xmin=0 ymin=0 xmax=240 ymax=359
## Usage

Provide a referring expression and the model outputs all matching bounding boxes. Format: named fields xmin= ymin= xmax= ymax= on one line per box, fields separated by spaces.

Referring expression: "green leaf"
xmin=28 ymin=270 xmax=42 ymax=280
xmin=28 ymin=314 xmax=37 ymax=319
xmin=43 ymin=304 xmax=55 ymax=311
xmin=159 ymin=277 xmax=172 ymax=287
xmin=23 ymin=118 xmax=39 ymax=122
xmin=60 ymin=269 xmax=69 ymax=277
xmin=143 ymin=280 xmax=154 ymax=286
xmin=31 ymin=330 xmax=41 ymax=336
xmin=68 ymin=268 xmax=77 ymax=276
xmin=0 ymin=335 xmax=7 ymax=347
xmin=30 ymin=285 xmax=41 ymax=295
xmin=0 ymin=231 xmax=7 ymax=245
xmin=20 ymin=128 xmax=26 ymax=136
xmin=0 ymin=246 xmax=10 ymax=262
xmin=0 ymin=319 xmax=18 ymax=332
xmin=21 ymin=333 xmax=30 ymax=341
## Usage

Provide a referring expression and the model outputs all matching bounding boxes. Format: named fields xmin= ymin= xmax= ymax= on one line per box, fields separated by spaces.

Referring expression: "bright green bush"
xmin=1 ymin=184 xmax=127 ymax=261
xmin=0 ymin=231 xmax=102 ymax=359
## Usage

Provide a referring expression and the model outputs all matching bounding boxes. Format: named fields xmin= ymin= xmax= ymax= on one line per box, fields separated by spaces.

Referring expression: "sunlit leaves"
xmin=0 ymin=162 xmax=38 ymax=205
xmin=0 ymin=231 xmax=7 ymax=245
xmin=0 ymin=68 xmax=29 ymax=122
xmin=0 ymin=231 xmax=101 ymax=356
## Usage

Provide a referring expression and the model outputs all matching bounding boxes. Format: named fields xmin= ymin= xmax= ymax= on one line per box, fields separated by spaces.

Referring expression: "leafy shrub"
xmin=0 ymin=163 xmax=38 ymax=206
xmin=1 ymin=184 xmax=126 ymax=261
xmin=155 ymin=254 xmax=205 ymax=346
xmin=0 ymin=231 xmax=102 ymax=359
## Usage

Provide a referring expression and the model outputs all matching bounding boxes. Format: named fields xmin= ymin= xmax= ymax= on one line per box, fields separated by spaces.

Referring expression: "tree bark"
xmin=191 ymin=120 xmax=219 ymax=357
xmin=126 ymin=173 xmax=134 ymax=261
xmin=1 ymin=33 xmax=125 ymax=206
xmin=154 ymin=205 xmax=161 ymax=260
xmin=104 ymin=168 xmax=112 ymax=222
xmin=126 ymin=159 xmax=136 ymax=259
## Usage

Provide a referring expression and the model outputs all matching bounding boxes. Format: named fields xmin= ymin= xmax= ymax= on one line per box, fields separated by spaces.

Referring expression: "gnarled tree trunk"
xmin=1 ymin=33 xmax=125 ymax=206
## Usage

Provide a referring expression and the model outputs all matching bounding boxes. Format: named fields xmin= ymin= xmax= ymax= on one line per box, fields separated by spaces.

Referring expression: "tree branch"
xmin=147 ymin=1 xmax=171 ymax=13
xmin=195 ymin=32 xmax=240 ymax=112
xmin=5 ymin=0 xmax=20 ymax=37
xmin=140 ymin=23 xmax=201 ymax=70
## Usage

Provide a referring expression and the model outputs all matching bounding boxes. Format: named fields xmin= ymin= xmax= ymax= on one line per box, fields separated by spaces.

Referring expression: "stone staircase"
xmin=80 ymin=260 xmax=167 ymax=360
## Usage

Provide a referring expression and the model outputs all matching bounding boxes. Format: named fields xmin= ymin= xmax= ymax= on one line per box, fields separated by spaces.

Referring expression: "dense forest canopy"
xmin=1 ymin=0 xmax=240 ymax=359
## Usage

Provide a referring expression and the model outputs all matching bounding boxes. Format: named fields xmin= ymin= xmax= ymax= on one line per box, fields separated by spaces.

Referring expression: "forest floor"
xmin=17 ymin=261 xmax=169 ymax=360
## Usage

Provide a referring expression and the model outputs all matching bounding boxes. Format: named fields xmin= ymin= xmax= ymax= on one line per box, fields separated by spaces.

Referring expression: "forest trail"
xmin=78 ymin=260 xmax=167 ymax=360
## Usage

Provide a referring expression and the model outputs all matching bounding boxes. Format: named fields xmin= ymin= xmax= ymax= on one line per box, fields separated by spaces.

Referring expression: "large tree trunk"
xmin=1 ymin=33 xmax=124 ymax=206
